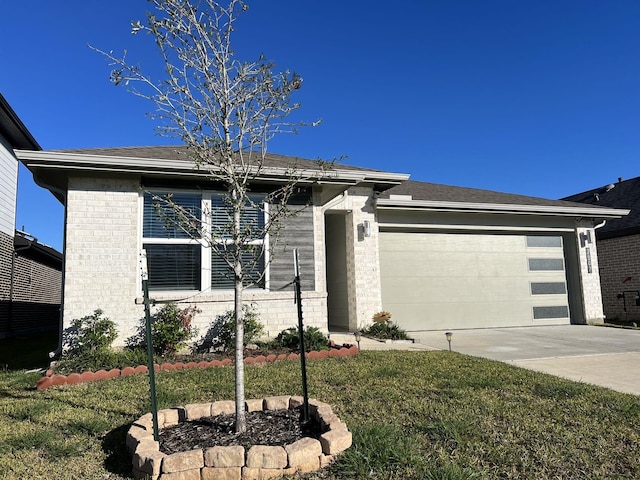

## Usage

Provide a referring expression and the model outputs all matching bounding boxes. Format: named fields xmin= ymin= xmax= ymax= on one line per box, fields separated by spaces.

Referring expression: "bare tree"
xmin=94 ymin=0 xmax=321 ymax=433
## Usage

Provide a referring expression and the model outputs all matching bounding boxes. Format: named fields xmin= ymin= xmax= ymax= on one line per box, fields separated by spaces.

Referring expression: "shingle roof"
xmin=381 ymin=180 xmax=599 ymax=209
xmin=562 ymin=177 xmax=640 ymax=238
xmin=54 ymin=145 xmax=391 ymax=174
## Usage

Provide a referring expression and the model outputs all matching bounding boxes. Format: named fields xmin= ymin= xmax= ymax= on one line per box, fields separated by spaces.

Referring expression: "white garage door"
xmin=379 ymin=232 xmax=571 ymax=330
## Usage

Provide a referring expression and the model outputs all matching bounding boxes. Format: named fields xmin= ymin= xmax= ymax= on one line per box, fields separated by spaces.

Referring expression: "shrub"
xmin=203 ymin=304 xmax=264 ymax=352
xmin=128 ymin=303 xmax=200 ymax=355
xmin=54 ymin=348 xmax=151 ymax=375
xmin=363 ymin=322 xmax=409 ymax=340
xmin=63 ymin=309 xmax=117 ymax=354
xmin=275 ymin=326 xmax=329 ymax=353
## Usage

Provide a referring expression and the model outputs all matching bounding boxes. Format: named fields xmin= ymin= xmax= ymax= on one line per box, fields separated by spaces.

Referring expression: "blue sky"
xmin=3 ymin=1 xmax=639 ymax=252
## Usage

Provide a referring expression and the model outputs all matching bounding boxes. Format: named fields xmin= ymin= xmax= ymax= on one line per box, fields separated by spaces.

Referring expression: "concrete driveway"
xmin=332 ymin=325 xmax=640 ymax=396
xmin=411 ymin=325 xmax=640 ymax=396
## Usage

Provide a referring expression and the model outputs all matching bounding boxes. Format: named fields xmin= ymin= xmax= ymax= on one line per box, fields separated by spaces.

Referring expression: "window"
xmin=142 ymin=191 xmax=266 ymax=291
xmin=530 ymin=282 xmax=567 ymax=295
xmin=526 ymin=236 xmax=563 ymax=248
xmin=533 ymin=306 xmax=569 ymax=319
xmin=528 ymin=258 xmax=564 ymax=271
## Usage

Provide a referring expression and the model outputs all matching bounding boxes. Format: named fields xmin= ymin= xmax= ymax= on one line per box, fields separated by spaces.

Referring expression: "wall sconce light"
xmin=445 ymin=331 xmax=453 ymax=351
xmin=363 ymin=220 xmax=371 ymax=237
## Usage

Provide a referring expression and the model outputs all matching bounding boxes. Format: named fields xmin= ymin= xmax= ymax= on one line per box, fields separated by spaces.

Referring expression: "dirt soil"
xmin=159 ymin=408 xmax=321 ymax=455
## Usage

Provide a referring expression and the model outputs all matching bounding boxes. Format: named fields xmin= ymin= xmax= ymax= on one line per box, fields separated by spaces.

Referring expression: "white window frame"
xmin=140 ymin=189 xmax=269 ymax=294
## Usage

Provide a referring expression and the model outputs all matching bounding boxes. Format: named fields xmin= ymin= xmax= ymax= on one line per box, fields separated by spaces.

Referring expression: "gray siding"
xmin=269 ymin=203 xmax=315 ymax=291
xmin=0 ymin=135 xmax=18 ymax=236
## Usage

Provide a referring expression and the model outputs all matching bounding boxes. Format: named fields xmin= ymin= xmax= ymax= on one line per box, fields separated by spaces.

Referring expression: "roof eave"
xmin=0 ymin=94 xmax=41 ymax=150
xmin=376 ymin=198 xmax=630 ymax=218
xmin=15 ymin=150 xmax=408 ymax=186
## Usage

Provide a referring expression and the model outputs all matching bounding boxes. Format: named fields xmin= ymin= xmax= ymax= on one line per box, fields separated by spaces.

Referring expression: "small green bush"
xmin=363 ymin=322 xmax=409 ymax=340
xmin=128 ymin=303 xmax=199 ymax=355
xmin=275 ymin=326 xmax=329 ymax=353
xmin=55 ymin=348 xmax=151 ymax=375
xmin=207 ymin=304 xmax=264 ymax=352
xmin=63 ymin=309 xmax=117 ymax=354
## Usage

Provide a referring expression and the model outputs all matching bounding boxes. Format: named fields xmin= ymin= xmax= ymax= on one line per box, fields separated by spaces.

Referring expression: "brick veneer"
xmin=596 ymin=234 xmax=640 ymax=322
xmin=127 ymin=396 xmax=352 ymax=480
xmin=63 ymin=177 xmax=329 ymax=347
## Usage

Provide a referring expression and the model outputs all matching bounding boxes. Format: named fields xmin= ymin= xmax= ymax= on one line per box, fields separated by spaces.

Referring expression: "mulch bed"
xmin=159 ymin=408 xmax=321 ymax=454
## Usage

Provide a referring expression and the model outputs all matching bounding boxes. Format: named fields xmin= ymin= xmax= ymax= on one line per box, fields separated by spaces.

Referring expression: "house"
xmin=14 ymin=143 xmax=628 ymax=348
xmin=563 ymin=177 xmax=640 ymax=323
xmin=0 ymin=94 xmax=63 ymax=339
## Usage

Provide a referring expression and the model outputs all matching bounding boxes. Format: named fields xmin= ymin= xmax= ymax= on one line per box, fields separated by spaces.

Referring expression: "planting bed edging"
xmin=36 ymin=344 xmax=359 ymax=390
xmin=127 ymin=396 xmax=352 ymax=480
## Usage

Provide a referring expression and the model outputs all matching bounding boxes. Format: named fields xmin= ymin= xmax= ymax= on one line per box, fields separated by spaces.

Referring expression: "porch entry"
xmin=324 ymin=212 xmax=350 ymax=331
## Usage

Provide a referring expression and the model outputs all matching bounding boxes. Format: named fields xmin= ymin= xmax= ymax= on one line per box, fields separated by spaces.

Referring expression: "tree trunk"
xmin=234 ymin=272 xmax=246 ymax=432
xmin=232 ymin=187 xmax=246 ymax=433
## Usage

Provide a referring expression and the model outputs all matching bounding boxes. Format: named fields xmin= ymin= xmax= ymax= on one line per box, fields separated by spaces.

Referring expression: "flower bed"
xmin=128 ymin=396 xmax=352 ymax=479
xmin=36 ymin=344 xmax=358 ymax=390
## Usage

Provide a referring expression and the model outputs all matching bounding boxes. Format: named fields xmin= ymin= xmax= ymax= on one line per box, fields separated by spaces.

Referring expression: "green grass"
xmin=0 ymin=351 xmax=639 ymax=479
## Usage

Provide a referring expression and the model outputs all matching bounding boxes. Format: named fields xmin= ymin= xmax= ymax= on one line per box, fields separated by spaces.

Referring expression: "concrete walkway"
xmin=330 ymin=325 xmax=640 ymax=396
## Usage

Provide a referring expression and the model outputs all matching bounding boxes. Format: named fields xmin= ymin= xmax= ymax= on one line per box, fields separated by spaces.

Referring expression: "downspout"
xmin=594 ymin=220 xmax=607 ymax=231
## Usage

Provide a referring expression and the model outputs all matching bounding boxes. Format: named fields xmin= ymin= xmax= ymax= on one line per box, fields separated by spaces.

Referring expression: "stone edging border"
xmin=128 ymin=395 xmax=352 ymax=480
xmin=36 ymin=343 xmax=359 ymax=390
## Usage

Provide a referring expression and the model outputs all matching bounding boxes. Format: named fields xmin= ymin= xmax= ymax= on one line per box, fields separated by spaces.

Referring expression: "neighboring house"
xmin=0 ymin=94 xmax=62 ymax=338
xmin=563 ymin=177 xmax=640 ymax=323
xmin=14 ymin=144 xmax=628 ymax=347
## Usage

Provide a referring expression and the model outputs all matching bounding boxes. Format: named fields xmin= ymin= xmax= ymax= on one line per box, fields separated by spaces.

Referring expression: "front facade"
xmin=16 ymin=146 xmax=627 ymax=347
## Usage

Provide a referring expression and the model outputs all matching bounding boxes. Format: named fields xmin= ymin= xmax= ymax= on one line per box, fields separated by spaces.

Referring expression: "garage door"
xmin=379 ymin=232 xmax=570 ymax=330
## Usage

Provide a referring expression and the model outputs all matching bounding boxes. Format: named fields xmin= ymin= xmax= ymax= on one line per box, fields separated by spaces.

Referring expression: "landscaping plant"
xmin=203 ymin=304 xmax=264 ymax=352
xmin=275 ymin=326 xmax=330 ymax=353
xmin=128 ymin=303 xmax=200 ymax=356
xmin=94 ymin=0 xmax=325 ymax=433
xmin=63 ymin=309 xmax=117 ymax=354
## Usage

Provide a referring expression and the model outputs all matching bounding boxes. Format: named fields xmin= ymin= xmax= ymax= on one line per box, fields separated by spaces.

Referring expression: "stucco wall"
xmin=596 ymin=234 xmax=640 ymax=322
xmin=63 ymin=176 xmax=327 ymax=347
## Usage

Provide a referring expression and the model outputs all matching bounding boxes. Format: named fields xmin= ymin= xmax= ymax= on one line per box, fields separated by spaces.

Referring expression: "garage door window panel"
xmin=533 ymin=306 xmax=569 ymax=319
xmin=528 ymin=258 xmax=565 ymax=271
xmin=531 ymin=282 xmax=567 ymax=295
xmin=526 ymin=236 xmax=563 ymax=248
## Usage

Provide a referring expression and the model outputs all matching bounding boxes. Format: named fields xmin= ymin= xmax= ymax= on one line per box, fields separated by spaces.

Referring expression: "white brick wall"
xmin=64 ymin=177 xmax=142 ymax=342
xmin=63 ymin=177 xmax=328 ymax=347
xmin=575 ymin=224 xmax=605 ymax=323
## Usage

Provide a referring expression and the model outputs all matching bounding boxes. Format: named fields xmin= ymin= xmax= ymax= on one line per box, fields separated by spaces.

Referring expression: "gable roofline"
xmin=0 ymin=94 xmax=40 ymax=150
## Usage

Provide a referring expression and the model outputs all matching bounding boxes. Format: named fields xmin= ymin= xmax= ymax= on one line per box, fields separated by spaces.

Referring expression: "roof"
xmin=0 ymin=94 xmax=40 ymax=150
xmin=377 ymin=180 xmax=628 ymax=218
xmin=562 ymin=177 xmax=640 ymax=239
xmin=15 ymin=146 xmax=410 ymax=205
xmin=14 ymin=230 xmax=62 ymax=270
xmin=54 ymin=145 xmax=388 ymax=174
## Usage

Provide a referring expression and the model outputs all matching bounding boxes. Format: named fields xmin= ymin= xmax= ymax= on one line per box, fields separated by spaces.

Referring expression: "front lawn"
xmin=0 ymin=351 xmax=638 ymax=479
